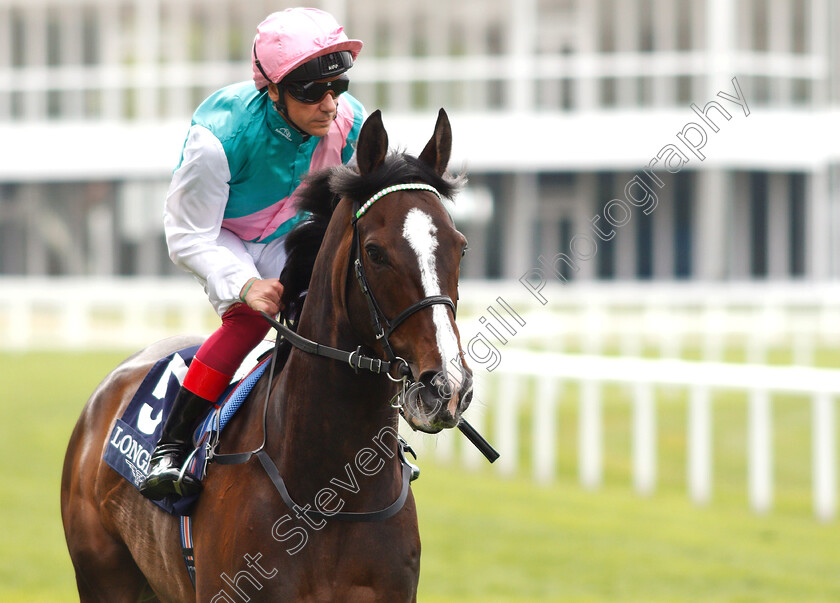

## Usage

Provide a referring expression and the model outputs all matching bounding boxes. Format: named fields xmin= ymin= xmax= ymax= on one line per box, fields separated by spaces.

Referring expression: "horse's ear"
xmin=418 ymin=108 xmax=452 ymax=176
xmin=356 ymin=110 xmax=389 ymax=175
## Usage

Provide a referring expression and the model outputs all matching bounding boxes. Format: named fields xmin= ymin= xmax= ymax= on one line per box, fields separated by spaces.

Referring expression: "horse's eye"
xmin=366 ymin=245 xmax=386 ymax=265
xmin=461 ymin=244 xmax=469 ymax=258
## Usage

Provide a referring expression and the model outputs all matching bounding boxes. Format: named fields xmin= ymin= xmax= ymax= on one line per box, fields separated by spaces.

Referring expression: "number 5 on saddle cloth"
xmin=103 ymin=342 xmax=274 ymax=516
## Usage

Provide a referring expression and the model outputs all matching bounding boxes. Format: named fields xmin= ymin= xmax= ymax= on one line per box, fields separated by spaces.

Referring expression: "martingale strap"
xmin=255 ymin=447 xmax=414 ymax=523
xmin=213 ymin=444 xmax=416 ymax=522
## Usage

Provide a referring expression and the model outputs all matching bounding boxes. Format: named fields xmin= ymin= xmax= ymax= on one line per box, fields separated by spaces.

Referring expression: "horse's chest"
xmin=197 ymin=508 xmax=420 ymax=601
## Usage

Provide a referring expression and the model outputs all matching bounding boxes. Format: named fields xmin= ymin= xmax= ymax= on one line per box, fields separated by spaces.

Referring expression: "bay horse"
xmin=61 ymin=108 xmax=473 ymax=601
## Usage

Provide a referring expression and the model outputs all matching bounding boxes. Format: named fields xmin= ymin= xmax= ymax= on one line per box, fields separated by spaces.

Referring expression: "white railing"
xmin=5 ymin=278 xmax=840 ymax=357
xmin=0 ymin=277 xmax=216 ymax=350
xmin=414 ymin=350 xmax=838 ymax=522
xmin=456 ymin=280 xmax=840 ymax=366
xmin=3 ymin=277 xmax=840 ymax=520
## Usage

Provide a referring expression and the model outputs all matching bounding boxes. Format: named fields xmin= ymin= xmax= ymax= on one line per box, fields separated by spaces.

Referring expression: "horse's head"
xmin=335 ymin=109 xmax=473 ymax=433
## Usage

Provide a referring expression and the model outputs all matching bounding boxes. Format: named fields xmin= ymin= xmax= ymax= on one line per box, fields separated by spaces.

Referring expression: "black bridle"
xmin=347 ymin=184 xmax=496 ymax=463
xmin=262 ymin=183 xmax=495 ymax=462
xmin=255 ymin=183 xmax=458 ymax=381
xmin=350 ymin=183 xmax=457 ymax=370
xmin=209 ymin=182 xmax=492 ymax=525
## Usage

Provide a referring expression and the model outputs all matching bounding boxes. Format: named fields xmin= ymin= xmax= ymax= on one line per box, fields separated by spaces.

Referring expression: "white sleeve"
xmin=163 ymin=125 xmax=259 ymax=307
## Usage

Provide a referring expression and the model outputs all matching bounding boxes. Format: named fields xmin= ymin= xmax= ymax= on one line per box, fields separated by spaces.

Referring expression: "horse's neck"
xmin=269 ymin=273 xmax=402 ymax=503
xmin=277 ymin=347 xmax=397 ymax=447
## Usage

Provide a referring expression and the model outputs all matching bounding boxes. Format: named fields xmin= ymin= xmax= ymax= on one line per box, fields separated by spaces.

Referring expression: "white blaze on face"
xmin=402 ymin=208 xmax=463 ymax=394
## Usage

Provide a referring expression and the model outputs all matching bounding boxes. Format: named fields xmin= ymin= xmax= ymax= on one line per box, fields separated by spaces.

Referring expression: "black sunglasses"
xmin=283 ymin=74 xmax=350 ymax=104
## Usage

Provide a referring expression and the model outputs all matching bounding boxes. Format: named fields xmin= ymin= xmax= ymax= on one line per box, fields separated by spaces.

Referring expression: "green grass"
xmin=0 ymin=350 xmax=132 ymax=602
xmin=414 ymin=465 xmax=840 ymax=602
xmin=2 ymin=351 xmax=840 ymax=602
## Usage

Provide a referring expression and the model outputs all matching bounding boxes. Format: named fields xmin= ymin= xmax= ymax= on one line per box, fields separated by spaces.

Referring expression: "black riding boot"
xmin=139 ymin=388 xmax=210 ymax=501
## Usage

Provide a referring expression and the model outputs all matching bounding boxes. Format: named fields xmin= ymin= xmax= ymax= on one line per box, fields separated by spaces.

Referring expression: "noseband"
xmin=351 ymin=183 xmax=457 ymax=370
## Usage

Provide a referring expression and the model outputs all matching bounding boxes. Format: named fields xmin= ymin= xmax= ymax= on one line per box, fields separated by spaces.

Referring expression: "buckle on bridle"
xmin=348 ymin=346 xmax=363 ymax=373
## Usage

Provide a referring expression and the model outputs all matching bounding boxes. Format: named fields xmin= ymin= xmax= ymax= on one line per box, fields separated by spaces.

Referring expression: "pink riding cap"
xmin=251 ymin=7 xmax=364 ymax=89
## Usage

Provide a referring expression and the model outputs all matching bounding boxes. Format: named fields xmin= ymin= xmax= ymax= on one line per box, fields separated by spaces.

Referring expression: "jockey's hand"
xmin=240 ymin=278 xmax=285 ymax=315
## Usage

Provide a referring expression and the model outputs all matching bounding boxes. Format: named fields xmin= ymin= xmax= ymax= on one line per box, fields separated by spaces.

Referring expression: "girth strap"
xmin=179 ymin=515 xmax=196 ymax=588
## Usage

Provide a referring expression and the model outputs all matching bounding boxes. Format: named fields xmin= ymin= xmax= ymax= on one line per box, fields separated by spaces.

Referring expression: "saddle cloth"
xmin=103 ymin=341 xmax=274 ymax=516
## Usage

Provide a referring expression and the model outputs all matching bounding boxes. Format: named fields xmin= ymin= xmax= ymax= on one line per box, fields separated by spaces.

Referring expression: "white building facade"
xmin=0 ymin=0 xmax=838 ymax=281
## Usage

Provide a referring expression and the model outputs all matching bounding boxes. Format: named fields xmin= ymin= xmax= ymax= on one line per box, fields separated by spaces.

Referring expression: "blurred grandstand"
xmin=0 ymin=0 xmax=838 ymax=282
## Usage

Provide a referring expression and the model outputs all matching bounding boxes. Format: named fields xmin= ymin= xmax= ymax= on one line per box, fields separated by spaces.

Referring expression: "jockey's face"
xmin=268 ymin=80 xmax=339 ymax=138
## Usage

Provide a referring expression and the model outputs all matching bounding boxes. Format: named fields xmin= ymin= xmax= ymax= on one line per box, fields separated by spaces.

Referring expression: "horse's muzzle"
xmin=403 ymin=365 xmax=473 ymax=433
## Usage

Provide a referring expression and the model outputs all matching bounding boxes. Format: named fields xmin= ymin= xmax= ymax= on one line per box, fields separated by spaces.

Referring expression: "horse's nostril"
xmin=431 ymin=373 xmax=448 ymax=393
xmin=419 ymin=370 xmax=452 ymax=400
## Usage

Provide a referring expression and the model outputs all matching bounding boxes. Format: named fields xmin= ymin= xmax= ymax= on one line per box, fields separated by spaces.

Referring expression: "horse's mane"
xmin=279 ymin=152 xmax=464 ymax=319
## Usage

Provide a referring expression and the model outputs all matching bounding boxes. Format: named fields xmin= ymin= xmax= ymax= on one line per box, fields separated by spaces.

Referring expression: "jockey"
xmin=139 ymin=8 xmax=365 ymax=501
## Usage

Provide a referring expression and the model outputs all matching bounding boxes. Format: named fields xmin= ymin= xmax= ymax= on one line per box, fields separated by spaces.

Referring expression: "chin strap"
xmin=272 ymin=96 xmax=311 ymax=141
